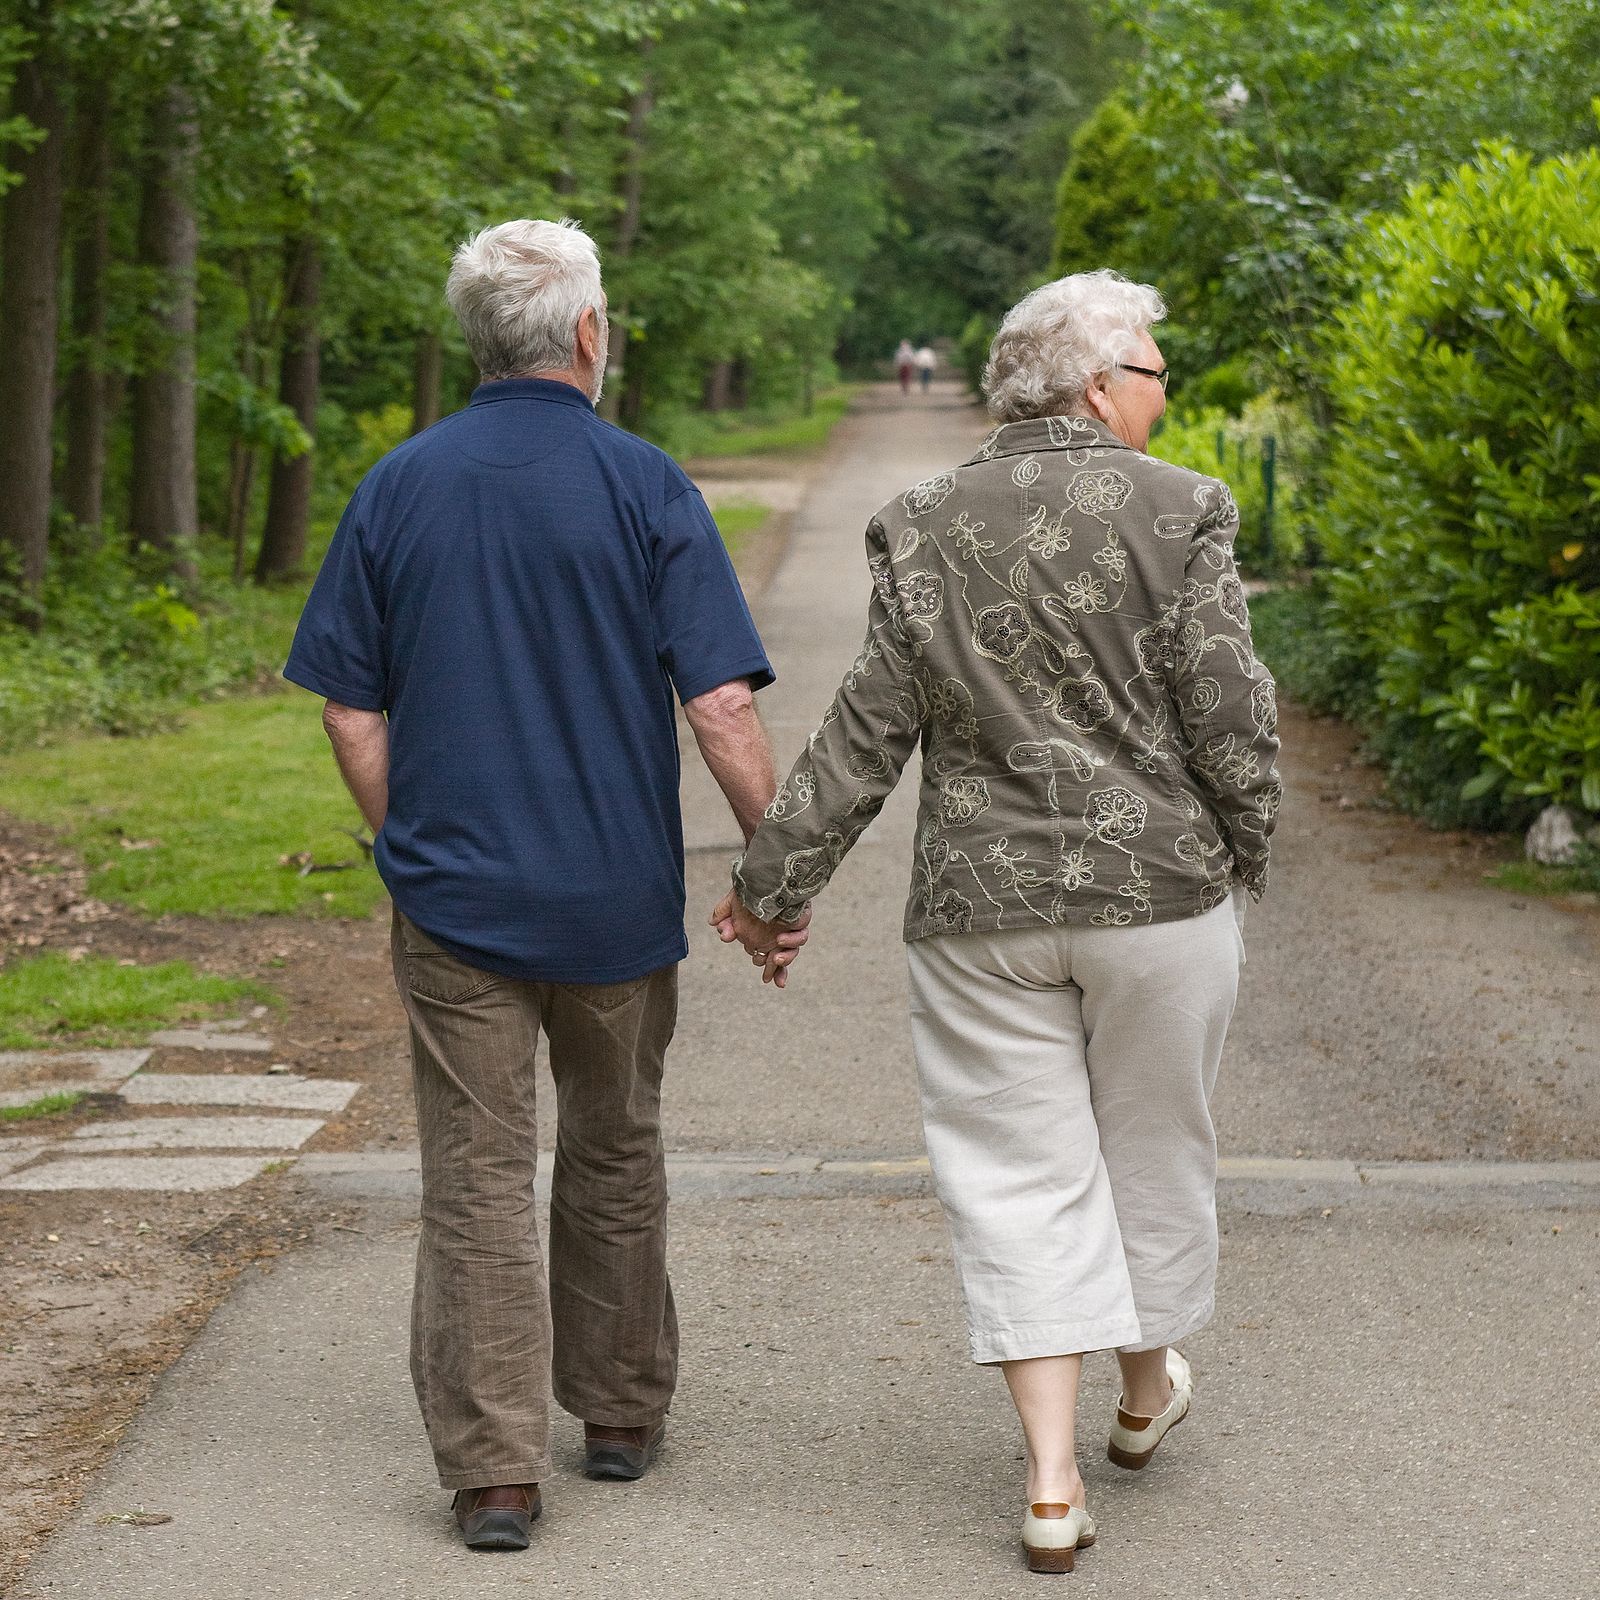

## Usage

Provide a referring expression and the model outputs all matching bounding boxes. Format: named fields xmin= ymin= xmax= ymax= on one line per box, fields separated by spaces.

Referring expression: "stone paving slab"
xmin=67 ymin=1115 xmax=325 ymax=1152
xmin=0 ymin=1137 xmax=51 ymax=1177
xmin=0 ymin=1048 xmax=150 ymax=1108
xmin=119 ymin=1072 xmax=358 ymax=1113
xmin=146 ymin=1028 xmax=273 ymax=1053
xmin=0 ymin=1154 xmax=289 ymax=1192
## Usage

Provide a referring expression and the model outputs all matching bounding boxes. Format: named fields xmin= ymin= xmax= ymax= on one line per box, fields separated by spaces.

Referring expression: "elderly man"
xmin=285 ymin=218 xmax=802 ymax=1551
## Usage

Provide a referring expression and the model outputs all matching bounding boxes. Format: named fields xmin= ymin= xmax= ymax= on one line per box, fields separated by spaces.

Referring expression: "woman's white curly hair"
xmin=982 ymin=269 xmax=1166 ymax=424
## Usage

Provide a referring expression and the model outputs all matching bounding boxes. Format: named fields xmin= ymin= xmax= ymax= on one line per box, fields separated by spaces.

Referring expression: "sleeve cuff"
xmin=282 ymin=659 xmax=386 ymax=712
xmin=675 ymin=656 xmax=776 ymax=704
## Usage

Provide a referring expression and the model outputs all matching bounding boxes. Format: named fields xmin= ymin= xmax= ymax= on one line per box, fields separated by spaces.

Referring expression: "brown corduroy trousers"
xmin=391 ymin=911 xmax=680 ymax=1491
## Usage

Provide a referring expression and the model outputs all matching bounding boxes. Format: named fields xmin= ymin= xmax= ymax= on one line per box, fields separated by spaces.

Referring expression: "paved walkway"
xmin=15 ymin=384 xmax=1599 ymax=1598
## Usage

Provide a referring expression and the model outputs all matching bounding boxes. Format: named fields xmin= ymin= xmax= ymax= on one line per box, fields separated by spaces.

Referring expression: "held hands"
xmin=708 ymin=891 xmax=811 ymax=988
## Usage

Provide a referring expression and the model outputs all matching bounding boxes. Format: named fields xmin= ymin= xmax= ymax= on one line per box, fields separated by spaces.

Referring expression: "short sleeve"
xmin=650 ymin=485 xmax=775 ymax=703
xmin=283 ymin=493 xmax=387 ymax=710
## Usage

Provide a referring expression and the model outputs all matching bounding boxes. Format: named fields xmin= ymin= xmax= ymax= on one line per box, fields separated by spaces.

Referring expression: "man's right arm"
xmin=682 ymin=678 xmax=777 ymax=845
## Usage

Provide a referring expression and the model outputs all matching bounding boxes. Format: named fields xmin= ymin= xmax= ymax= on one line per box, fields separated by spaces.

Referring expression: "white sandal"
xmin=1021 ymin=1501 xmax=1097 ymax=1574
xmin=1107 ymin=1348 xmax=1193 ymax=1470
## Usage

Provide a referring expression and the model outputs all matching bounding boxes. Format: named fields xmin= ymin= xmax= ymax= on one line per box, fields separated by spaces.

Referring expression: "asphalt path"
xmin=15 ymin=383 xmax=1599 ymax=1599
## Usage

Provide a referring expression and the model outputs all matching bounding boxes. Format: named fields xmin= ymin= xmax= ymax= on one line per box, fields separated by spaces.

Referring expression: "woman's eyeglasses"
xmin=1119 ymin=362 xmax=1170 ymax=392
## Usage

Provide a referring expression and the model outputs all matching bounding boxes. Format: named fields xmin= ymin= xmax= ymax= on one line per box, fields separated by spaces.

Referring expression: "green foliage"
xmin=710 ymin=501 xmax=772 ymax=560
xmin=1148 ymin=394 xmax=1316 ymax=572
xmin=0 ymin=952 xmax=274 ymax=1049
xmin=1096 ymin=0 xmax=1600 ymax=381
xmin=0 ymin=1091 xmax=85 ymax=1124
xmin=0 ymin=537 xmax=313 ymax=749
xmin=0 ymin=696 xmax=388 ymax=917
xmin=956 ymin=314 xmax=994 ymax=397
xmin=1051 ymin=94 xmax=1151 ymax=276
xmin=1311 ymin=143 xmax=1600 ymax=826
xmin=644 ymin=388 xmax=853 ymax=461
xmin=1488 ymin=846 xmax=1600 ymax=899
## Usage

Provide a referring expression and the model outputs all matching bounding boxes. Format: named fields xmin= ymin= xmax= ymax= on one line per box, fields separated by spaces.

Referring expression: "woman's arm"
xmin=732 ymin=517 xmax=923 ymax=922
xmin=1169 ymin=502 xmax=1283 ymax=896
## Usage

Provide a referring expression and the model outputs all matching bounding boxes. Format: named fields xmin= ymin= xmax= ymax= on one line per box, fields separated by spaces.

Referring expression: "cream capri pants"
xmin=905 ymin=897 xmax=1243 ymax=1365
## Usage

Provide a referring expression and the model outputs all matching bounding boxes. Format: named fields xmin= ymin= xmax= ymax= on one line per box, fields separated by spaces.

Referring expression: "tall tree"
xmin=0 ymin=5 xmax=66 ymax=608
xmin=128 ymin=80 xmax=200 ymax=579
xmin=254 ymin=232 xmax=320 ymax=581
xmin=63 ymin=74 xmax=114 ymax=532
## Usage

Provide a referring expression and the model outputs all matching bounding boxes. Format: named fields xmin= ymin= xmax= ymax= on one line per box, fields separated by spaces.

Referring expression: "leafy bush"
xmin=1310 ymin=143 xmax=1600 ymax=827
xmin=1148 ymin=394 xmax=1317 ymax=573
xmin=957 ymin=314 xmax=994 ymax=398
xmin=0 ymin=531 xmax=315 ymax=752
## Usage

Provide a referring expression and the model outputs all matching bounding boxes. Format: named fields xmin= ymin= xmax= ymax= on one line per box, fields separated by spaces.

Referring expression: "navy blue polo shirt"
xmin=284 ymin=378 xmax=774 ymax=983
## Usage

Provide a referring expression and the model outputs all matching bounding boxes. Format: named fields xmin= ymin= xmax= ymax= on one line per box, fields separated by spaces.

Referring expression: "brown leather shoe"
xmin=583 ymin=1421 xmax=666 ymax=1481
xmin=452 ymin=1482 xmax=540 ymax=1550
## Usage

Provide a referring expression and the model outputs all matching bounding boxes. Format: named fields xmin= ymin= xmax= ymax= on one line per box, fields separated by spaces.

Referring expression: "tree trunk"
xmin=64 ymin=77 xmax=113 ymax=533
xmin=227 ymin=437 xmax=258 ymax=583
xmin=0 ymin=33 xmax=67 ymax=610
xmin=254 ymin=234 xmax=322 ymax=583
xmin=703 ymin=359 xmax=733 ymax=413
xmin=410 ymin=329 xmax=442 ymax=434
xmin=128 ymin=83 xmax=199 ymax=580
xmin=597 ymin=37 xmax=654 ymax=425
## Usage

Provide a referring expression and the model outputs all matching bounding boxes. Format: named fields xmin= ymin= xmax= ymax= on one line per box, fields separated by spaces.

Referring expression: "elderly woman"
xmin=714 ymin=270 xmax=1281 ymax=1572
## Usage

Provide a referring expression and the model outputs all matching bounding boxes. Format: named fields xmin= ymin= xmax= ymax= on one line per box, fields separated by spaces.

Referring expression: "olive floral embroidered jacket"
xmin=732 ymin=414 xmax=1283 ymax=940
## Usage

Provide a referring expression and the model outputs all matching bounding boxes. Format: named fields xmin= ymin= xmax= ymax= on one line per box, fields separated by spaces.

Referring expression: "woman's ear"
xmin=1082 ymin=372 xmax=1114 ymax=425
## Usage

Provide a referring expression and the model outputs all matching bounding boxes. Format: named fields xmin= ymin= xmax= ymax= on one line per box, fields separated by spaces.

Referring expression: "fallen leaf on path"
xmin=96 ymin=1510 xmax=173 ymax=1527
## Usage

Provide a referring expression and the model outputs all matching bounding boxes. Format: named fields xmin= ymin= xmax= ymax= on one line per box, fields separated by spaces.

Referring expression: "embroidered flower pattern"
xmin=931 ymin=889 xmax=974 ymax=934
xmin=1066 ymin=468 xmax=1134 ymax=516
xmin=1058 ymin=848 xmax=1096 ymax=890
xmin=902 ymin=474 xmax=955 ymax=517
xmin=1092 ymin=539 xmax=1127 ymax=581
xmin=896 ymin=570 xmax=944 ymax=621
xmin=1084 ymin=786 xmax=1148 ymax=843
xmin=1025 ymin=504 xmax=1073 ymax=558
xmin=939 ymin=776 xmax=992 ymax=826
xmin=1054 ymin=676 xmax=1113 ymax=732
xmin=1061 ymin=573 xmax=1109 ymax=613
xmin=973 ymin=602 xmax=1031 ymax=661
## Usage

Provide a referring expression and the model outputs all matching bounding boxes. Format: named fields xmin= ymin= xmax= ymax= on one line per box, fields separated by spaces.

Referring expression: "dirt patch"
xmin=0 ymin=1173 xmax=359 ymax=1593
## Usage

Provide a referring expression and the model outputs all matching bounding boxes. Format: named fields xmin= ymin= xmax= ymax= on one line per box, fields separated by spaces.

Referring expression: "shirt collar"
xmin=966 ymin=414 xmax=1130 ymax=464
xmin=469 ymin=377 xmax=595 ymax=412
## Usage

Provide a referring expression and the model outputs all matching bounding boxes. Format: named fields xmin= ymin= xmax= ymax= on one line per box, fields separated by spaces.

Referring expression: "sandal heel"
xmin=1025 ymin=1545 xmax=1076 ymax=1574
xmin=1107 ymin=1441 xmax=1153 ymax=1471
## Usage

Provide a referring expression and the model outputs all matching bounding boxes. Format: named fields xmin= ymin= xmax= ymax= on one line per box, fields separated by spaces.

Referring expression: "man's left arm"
xmin=322 ymin=702 xmax=389 ymax=834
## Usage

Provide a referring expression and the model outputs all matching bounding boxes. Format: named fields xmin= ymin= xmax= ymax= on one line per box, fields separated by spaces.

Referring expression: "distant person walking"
xmin=713 ymin=269 xmax=1280 ymax=1574
xmin=285 ymin=218 xmax=796 ymax=1555
xmin=895 ymin=338 xmax=916 ymax=395
xmin=915 ymin=342 xmax=937 ymax=392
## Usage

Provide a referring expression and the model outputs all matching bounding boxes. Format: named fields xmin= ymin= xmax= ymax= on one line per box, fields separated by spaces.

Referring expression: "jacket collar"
xmin=966 ymin=414 xmax=1131 ymax=465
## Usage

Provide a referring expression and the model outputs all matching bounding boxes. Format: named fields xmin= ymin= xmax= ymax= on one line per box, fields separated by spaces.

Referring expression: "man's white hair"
xmin=982 ymin=270 xmax=1166 ymax=424
xmin=445 ymin=219 xmax=603 ymax=380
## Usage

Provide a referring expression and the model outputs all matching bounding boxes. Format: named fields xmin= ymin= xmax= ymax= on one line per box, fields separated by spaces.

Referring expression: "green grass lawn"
xmin=0 ymin=953 xmax=275 ymax=1048
xmin=0 ymin=1090 xmax=85 ymax=1123
xmin=0 ymin=695 xmax=385 ymax=918
xmin=651 ymin=387 xmax=855 ymax=462
xmin=712 ymin=500 xmax=773 ymax=560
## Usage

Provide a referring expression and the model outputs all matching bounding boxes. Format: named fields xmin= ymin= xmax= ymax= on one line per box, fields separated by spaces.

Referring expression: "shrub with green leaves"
xmin=1310 ymin=143 xmax=1600 ymax=826
xmin=1148 ymin=395 xmax=1316 ymax=573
